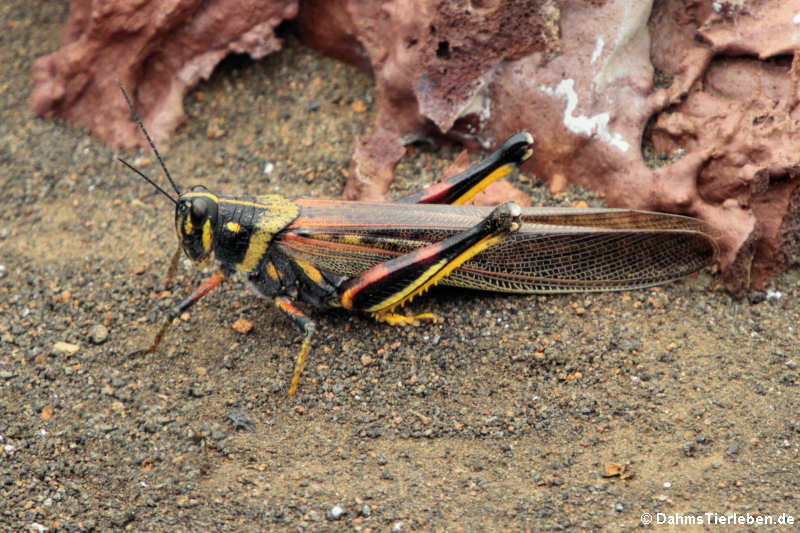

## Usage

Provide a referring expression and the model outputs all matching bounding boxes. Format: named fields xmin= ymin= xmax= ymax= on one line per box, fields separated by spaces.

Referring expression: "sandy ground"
xmin=2 ymin=3 xmax=800 ymax=532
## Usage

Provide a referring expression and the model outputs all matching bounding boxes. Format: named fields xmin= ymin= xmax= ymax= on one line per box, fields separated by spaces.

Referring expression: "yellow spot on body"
xmin=225 ymin=221 xmax=241 ymax=233
xmin=251 ymin=195 xmax=300 ymax=232
xmin=342 ymin=234 xmax=364 ymax=245
xmin=237 ymin=228 xmax=273 ymax=273
xmin=233 ymin=195 xmax=299 ymax=273
xmin=294 ymin=258 xmax=324 ymax=284
xmin=267 ymin=262 xmax=280 ymax=281
xmin=183 ymin=217 xmax=193 ymax=236
xmin=202 ymin=219 xmax=213 ymax=253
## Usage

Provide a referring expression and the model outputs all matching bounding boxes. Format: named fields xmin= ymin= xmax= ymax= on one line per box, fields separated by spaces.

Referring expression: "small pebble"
xmin=766 ymin=289 xmax=783 ymax=301
xmin=232 ymin=318 xmax=253 ymax=334
xmin=227 ymin=408 xmax=256 ymax=432
xmin=615 ymin=502 xmax=624 ymax=512
xmin=359 ymin=504 xmax=371 ymax=517
xmin=263 ymin=162 xmax=275 ymax=174
xmin=88 ymin=324 xmax=109 ymax=344
xmin=549 ymin=172 xmax=567 ymax=194
xmin=603 ymin=462 xmax=625 ymax=477
xmin=326 ymin=505 xmax=345 ymax=521
xmin=747 ymin=291 xmax=766 ymax=305
xmin=0 ymin=264 xmax=6 ymax=279
xmin=392 ymin=521 xmax=404 ymax=532
xmin=52 ymin=341 xmax=79 ymax=356
xmin=726 ymin=441 xmax=740 ymax=456
xmin=683 ymin=441 xmax=696 ymax=456
xmin=351 ymin=100 xmax=367 ymax=113
xmin=206 ymin=121 xmax=226 ymax=139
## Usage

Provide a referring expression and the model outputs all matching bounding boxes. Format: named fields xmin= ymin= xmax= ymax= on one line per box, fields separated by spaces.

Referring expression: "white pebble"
xmin=326 ymin=505 xmax=345 ymax=520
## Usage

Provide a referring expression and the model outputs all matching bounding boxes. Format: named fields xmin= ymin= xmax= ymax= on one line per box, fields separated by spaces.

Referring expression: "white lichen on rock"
xmin=539 ymin=79 xmax=630 ymax=152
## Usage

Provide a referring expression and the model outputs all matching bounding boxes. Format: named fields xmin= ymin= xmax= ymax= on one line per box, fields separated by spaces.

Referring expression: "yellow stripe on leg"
xmin=451 ymin=164 xmax=512 ymax=205
xmin=368 ymin=233 xmax=506 ymax=316
xmin=373 ymin=311 xmax=442 ymax=326
xmin=288 ymin=333 xmax=313 ymax=397
xmin=365 ymin=259 xmax=448 ymax=313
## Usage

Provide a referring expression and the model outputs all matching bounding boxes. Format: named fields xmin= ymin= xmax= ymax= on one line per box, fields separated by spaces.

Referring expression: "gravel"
xmin=2 ymin=3 xmax=799 ymax=531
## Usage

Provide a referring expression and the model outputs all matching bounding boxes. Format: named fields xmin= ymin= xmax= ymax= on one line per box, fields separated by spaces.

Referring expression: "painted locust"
xmin=119 ymin=89 xmax=717 ymax=397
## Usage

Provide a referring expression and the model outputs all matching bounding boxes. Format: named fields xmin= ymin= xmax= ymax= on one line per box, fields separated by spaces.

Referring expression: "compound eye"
xmin=190 ymin=199 xmax=208 ymax=221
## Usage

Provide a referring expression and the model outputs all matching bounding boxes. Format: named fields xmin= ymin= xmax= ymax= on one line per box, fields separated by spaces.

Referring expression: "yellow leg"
xmin=287 ymin=330 xmax=314 ymax=397
xmin=275 ymin=297 xmax=317 ymax=397
xmin=373 ymin=311 xmax=442 ymax=326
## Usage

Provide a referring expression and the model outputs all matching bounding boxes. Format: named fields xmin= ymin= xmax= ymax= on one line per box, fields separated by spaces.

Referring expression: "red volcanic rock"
xmin=650 ymin=57 xmax=800 ymax=290
xmin=299 ymin=0 xmax=558 ymax=201
xmin=30 ymin=0 xmax=298 ymax=150
xmin=646 ymin=0 xmax=800 ymax=291
xmin=298 ymin=0 xmax=800 ymax=293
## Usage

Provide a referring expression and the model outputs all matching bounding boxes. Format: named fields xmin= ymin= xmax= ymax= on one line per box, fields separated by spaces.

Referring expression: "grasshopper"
xmin=119 ymin=86 xmax=717 ymax=396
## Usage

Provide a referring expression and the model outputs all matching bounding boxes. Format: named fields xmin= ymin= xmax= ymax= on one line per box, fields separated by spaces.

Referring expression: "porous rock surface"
xmin=30 ymin=0 xmax=298 ymax=149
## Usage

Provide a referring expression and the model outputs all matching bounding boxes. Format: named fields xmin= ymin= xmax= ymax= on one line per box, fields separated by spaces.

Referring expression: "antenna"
xmin=117 ymin=80 xmax=182 ymax=196
xmin=117 ymin=157 xmax=178 ymax=205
